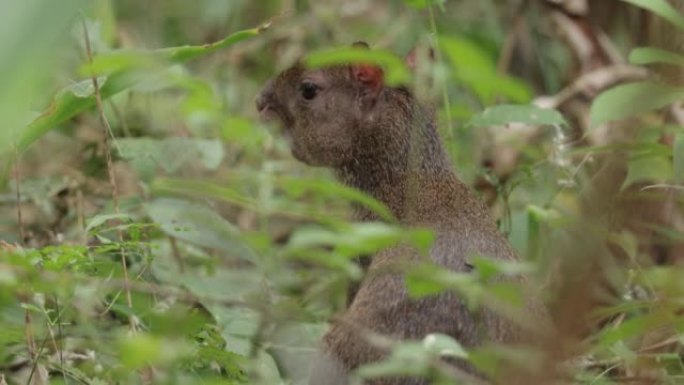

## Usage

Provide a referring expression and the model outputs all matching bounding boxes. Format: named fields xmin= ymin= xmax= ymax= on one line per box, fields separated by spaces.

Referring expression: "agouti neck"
xmin=335 ymin=93 xmax=456 ymax=223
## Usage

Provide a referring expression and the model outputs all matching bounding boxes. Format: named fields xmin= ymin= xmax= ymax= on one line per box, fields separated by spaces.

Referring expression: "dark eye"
xmin=300 ymin=82 xmax=319 ymax=100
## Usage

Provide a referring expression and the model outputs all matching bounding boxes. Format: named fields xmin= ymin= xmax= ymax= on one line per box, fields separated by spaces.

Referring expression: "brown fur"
xmin=256 ymin=46 xmax=542 ymax=384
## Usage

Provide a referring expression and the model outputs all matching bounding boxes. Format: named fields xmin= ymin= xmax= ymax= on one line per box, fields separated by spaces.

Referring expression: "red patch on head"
xmin=352 ymin=64 xmax=384 ymax=89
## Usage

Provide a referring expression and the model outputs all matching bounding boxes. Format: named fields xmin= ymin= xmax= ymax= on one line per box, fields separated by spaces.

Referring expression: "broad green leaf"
xmin=181 ymin=270 xmax=263 ymax=303
xmin=629 ymin=47 xmax=684 ymax=67
xmin=0 ymin=0 xmax=84 ymax=163
xmin=640 ymin=265 xmax=684 ymax=293
xmin=270 ymin=323 xmax=327 ymax=384
xmin=422 ymin=333 xmax=468 ymax=358
xmin=221 ymin=117 xmax=268 ymax=152
xmin=441 ymin=36 xmax=532 ymax=104
xmin=12 ymin=27 xmax=261 ymax=158
xmin=623 ymin=154 xmax=673 ymax=188
xmin=118 ymin=334 xmax=192 ymax=370
xmin=357 ymin=342 xmax=430 ymax=378
xmin=469 ymin=256 xmax=535 ymax=281
xmin=305 ymin=47 xmax=411 ymax=86
xmin=10 ymin=176 xmax=70 ymax=203
xmin=286 ymin=222 xmax=434 ymax=258
xmin=152 ymin=174 xmax=394 ymax=223
xmin=146 ymin=198 xmax=257 ymax=262
xmin=118 ymin=137 xmax=225 ymax=179
xmin=210 ymin=306 xmax=260 ymax=356
xmin=82 ymin=28 xmax=264 ymax=75
xmin=152 ymin=178 xmax=262 ymax=216
xmin=85 ymin=213 xmax=133 ymax=233
xmin=622 ymin=0 xmax=684 ymax=31
xmin=404 ymin=0 xmax=429 ymax=8
xmin=467 ymin=104 xmax=566 ymax=127
xmin=596 ymin=312 xmax=672 ymax=350
xmin=403 ymin=0 xmax=447 ymax=10
xmin=67 ymin=76 xmax=109 ymax=97
xmin=675 ymin=133 xmax=684 ymax=182
xmin=358 ymin=333 xmax=467 ymax=379
xmin=590 ymin=81 xmax=684 ymax=127
xmin=279 ymin=177 xmax=394 ymax=222
xmin=405 ymin=263 xmax=480 ymax=300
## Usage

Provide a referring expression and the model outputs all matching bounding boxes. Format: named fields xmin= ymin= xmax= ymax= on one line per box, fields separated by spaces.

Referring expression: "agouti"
xmin=256 ymin=42 xmax=542 ymax=385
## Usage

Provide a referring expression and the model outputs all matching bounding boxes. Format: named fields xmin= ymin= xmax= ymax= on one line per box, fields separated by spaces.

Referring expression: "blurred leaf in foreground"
xmin=0 ymin=0 xmax=84 ymax=160
xmin=467 ymin=104 xmax=567 ymax=127
xmin=305 ymin=46 xmax=411 ymax=86
xmin=5 ymin=26 xmax=262 ymax=169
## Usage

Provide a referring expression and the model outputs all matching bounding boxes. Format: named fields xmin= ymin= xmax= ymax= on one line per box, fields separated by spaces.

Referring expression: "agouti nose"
xmin=255 ymin=80 xmax=274 ymax=113
xmin=255 ymin=92 xmax=268 ymax=112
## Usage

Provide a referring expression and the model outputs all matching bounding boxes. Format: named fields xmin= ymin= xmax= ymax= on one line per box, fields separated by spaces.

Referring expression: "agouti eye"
xmin=300 ymin=82 xmax=319 ymax=100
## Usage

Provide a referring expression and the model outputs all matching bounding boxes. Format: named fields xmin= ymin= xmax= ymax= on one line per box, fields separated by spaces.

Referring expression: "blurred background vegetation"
xmin=1 ymin=0 xmax=683 ymax=384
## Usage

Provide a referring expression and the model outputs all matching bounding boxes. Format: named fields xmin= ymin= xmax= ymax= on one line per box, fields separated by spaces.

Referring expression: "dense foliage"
xmin=1 ymin=0 xmax=683 ymax=384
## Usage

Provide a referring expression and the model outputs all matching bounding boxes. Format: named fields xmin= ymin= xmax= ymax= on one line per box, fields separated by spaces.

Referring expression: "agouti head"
xmin=256 ymin=42 xmax=434 ymax=170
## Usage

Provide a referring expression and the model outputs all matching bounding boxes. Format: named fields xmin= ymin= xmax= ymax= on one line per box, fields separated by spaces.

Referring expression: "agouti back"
xmin=256 ymin=42 xmax=541 ymax=385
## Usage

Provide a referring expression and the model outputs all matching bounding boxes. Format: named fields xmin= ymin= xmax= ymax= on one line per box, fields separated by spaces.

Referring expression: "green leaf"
xmin=118 ymin=334 xmax=192 ymax=369
xmin=590 ymin=81 xmax=684 ymax=127
xmin=629 ymin=47 xmax=684 ymax=67
xmin=85 ymin=213 xmax=133 ymax=233
xmin=622 ymin=0 xmax=684 ymax=31
xmin=118 ymin=137 xmax=225 ymax=179
xmin=623 ymin=154 xmax=673 ymax=188
xmin=305 ymin=47 xmax=411 ymax=86
xmin=403 ymin=0 xmax=447 ymax=10
xmin=146 ymin=198 xmax=257 ymax=262
xmin=0 ymin=0 xmax=85 ymax=167
xmin=358 ymin=333 xmax=467 ymax=380
xmin=181 ymin=270 xmax=263 ymax=304
xmin=153 ymin=176 xmax=395 ymax=223
xmin=422 ymin=333 xmax=468 ymax=358
xmin=469 ymin=256 xmax=535 ymax=281
xmin=286 ymin=222 xmax=434 ymax=259
xmin=66 ymin=76 xmax=109 ymax=97
xmin=467 ymin=104 xmax=566 ymax=127
xmin=279 ymin=177 xmax=395 ymax=222
xmin=209 ymin=307 xmax=261 ymax=356
xmin=357 ymin=342 xmax=430 ymax=378
xmin=441 ymin=36 xmax=532 ymax=104
xmin=404 ymin=0 xmax=429 ymax=8
xmin=11 ymin=27 xmax=260 ymax=158
xmin=82 ymin=28 xmax=263 ymax=75
xmin=596 ymin=312 xmax=670 ymax=350
xmin=405 ymin=263 xmax=480 ymax=300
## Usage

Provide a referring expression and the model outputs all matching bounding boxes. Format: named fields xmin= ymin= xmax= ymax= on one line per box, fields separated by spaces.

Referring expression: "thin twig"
xmin=26 ymin=333 xmax=50 ymax=385
xmin=76 ymin=188 xmax=87 ymax=245
xmin=53 ymin=295 xmax=69 ymax=385
xmin=14 ymin=144 xmax=26 ymax=245
xmin=80 ymin=17 xmax=135 ymax=327
xmin=427 ymin=4 xmax=454 ymax=139
xmin=24 ymin=305 xmax=36 ymax=359
xmin=497 ymin=0 xmax=530 ymax=75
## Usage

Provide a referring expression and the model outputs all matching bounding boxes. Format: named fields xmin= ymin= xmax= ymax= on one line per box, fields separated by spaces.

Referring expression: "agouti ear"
xmin=351 ymin=64 xmax=384 ymax=90
xmin=349 ymin=41 xmax=384 ymax=93
xmin=405 ymin=45 xmax=435 ymax=71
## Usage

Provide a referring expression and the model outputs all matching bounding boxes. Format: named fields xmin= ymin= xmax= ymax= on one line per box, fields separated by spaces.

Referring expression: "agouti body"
xmin=257 ymin=43 xmax=533 ymax=385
